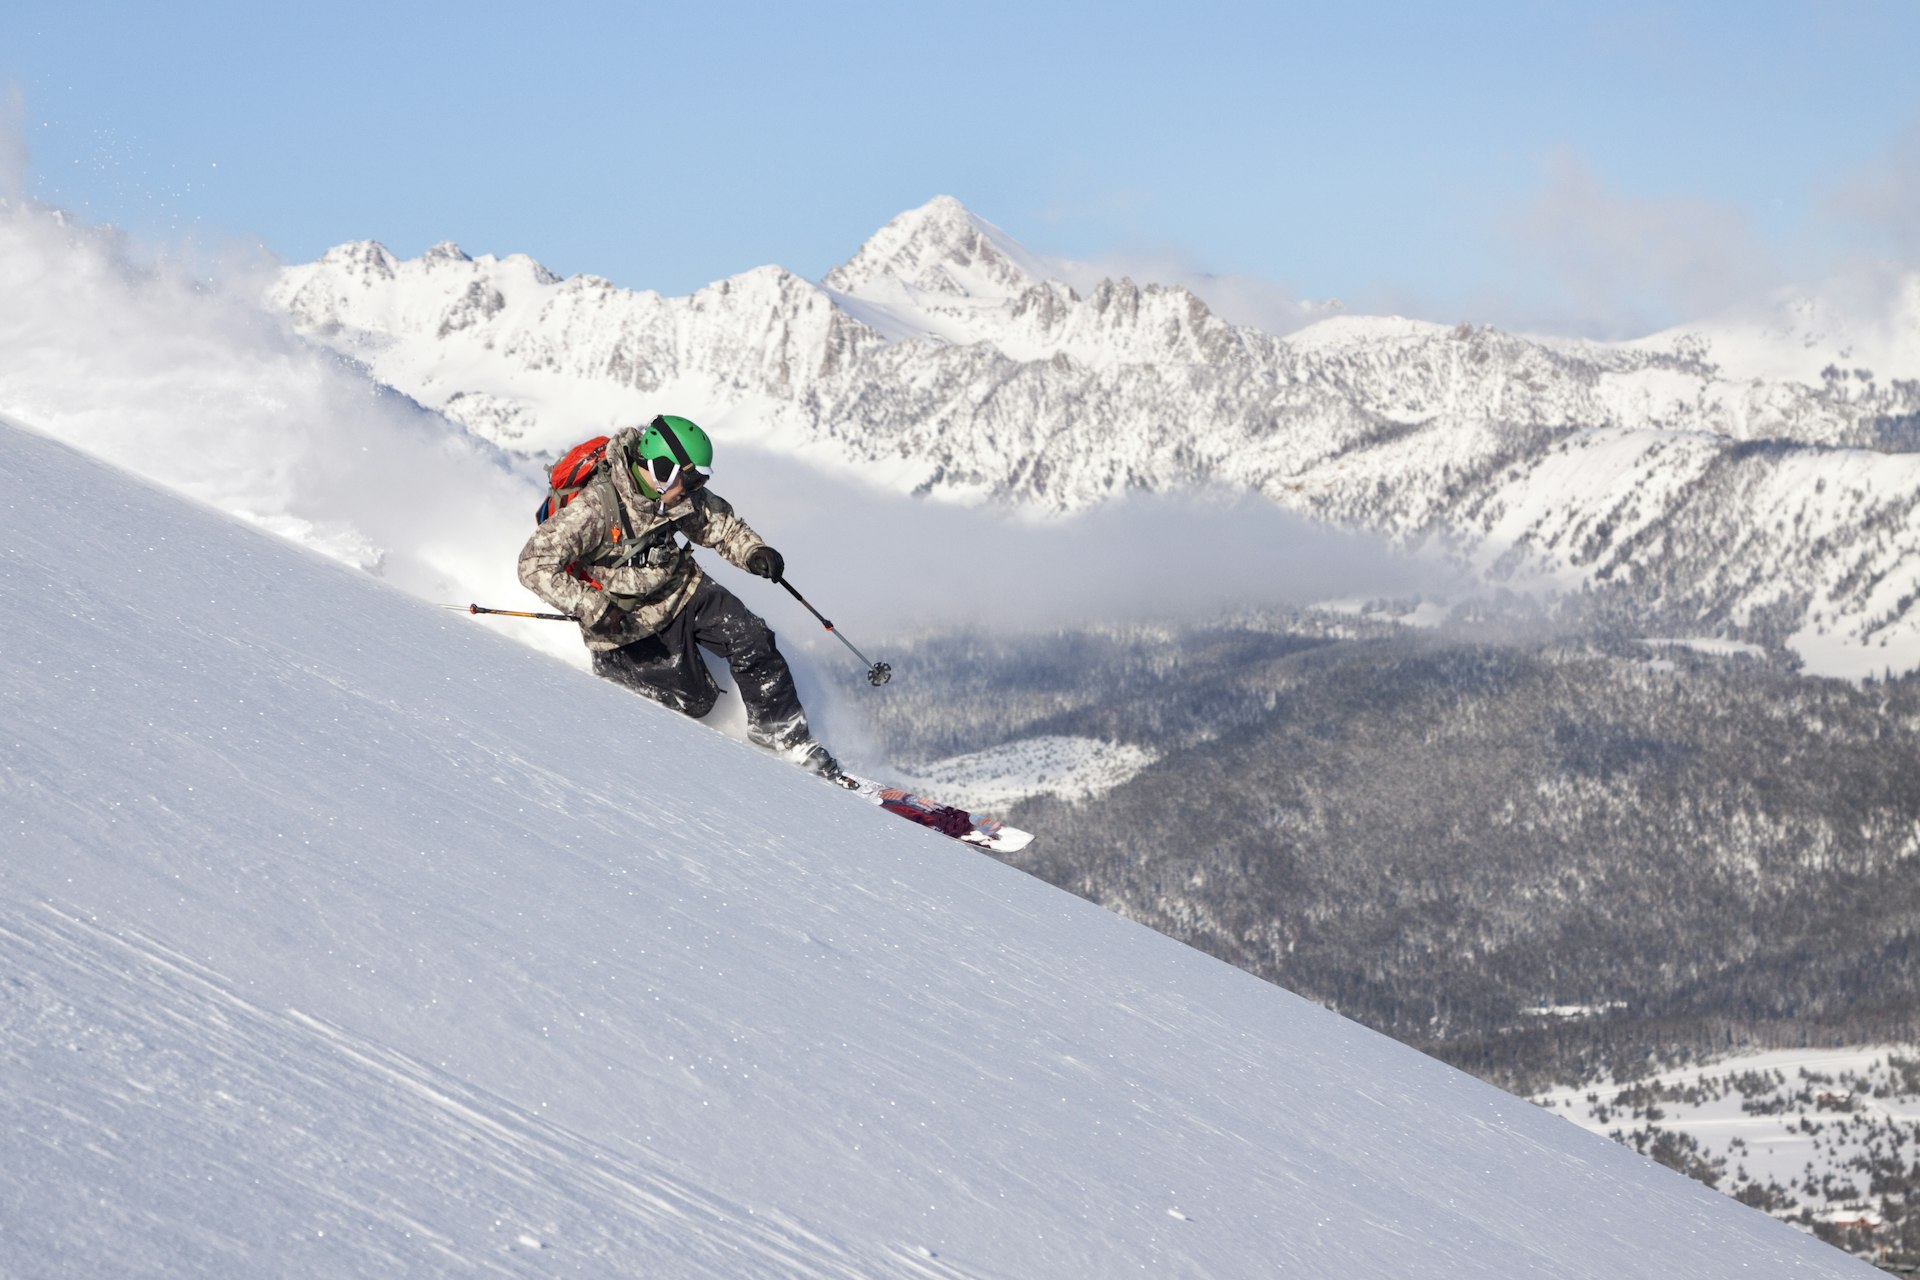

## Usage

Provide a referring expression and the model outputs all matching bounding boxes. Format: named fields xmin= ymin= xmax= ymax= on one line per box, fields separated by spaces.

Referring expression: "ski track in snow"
xmin=1 ymin=906 xmax=947 ymax=1279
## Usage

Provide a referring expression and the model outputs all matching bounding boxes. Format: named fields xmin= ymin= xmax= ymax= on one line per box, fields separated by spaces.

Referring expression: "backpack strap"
xmin=575 ymin=470 xmax=686 ymax=572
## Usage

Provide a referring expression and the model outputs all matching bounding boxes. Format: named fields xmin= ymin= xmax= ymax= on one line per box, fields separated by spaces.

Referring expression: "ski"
xmin=834 ymin=773 xmax=1034 ymax=854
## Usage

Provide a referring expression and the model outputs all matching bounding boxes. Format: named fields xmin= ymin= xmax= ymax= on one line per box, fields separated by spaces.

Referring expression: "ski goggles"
xmin=637 ymin=452 xmax=709 ymax=494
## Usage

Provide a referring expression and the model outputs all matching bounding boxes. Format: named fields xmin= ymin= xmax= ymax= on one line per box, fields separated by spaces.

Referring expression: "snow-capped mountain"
xmin=2 ymin=413 xmax=1878 ymax=1278
xmin=269 ymin=197 xmax=1920 ymax=678
xmin=1627 ymin=273 xmax=1920 ymax=385
xmin=821 ymin=196 xmax=1066 ymax=347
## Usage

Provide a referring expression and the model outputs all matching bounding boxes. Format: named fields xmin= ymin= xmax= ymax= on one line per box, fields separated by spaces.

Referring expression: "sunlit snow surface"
xmin=900 ymin=735 xmax=1159 ymax=810
xmin=0 ymin=419 xmax=1873 ymax=1276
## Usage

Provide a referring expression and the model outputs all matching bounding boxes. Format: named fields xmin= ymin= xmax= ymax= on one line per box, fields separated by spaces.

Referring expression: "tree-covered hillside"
xmin=864 ymin=614 xmax=1920 ymax=1093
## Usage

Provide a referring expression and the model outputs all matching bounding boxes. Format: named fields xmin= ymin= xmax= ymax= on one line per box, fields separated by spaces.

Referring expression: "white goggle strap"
xmin=648 ymin=416 xmax=706 ymax=511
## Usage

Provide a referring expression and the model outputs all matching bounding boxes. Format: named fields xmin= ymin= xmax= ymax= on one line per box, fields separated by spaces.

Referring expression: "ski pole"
xmin=776 ymin=578 xmax=892 ymax=686
xmin=449 ymin=603 xmax=580 ymax=622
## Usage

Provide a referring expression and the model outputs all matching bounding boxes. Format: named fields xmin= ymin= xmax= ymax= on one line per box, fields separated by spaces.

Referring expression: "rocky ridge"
xmin=269 ymin=196 xmax=1920 ymax=677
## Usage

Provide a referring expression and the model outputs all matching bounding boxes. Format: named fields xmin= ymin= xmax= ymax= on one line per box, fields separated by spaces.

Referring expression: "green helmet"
xmin=630 ymin=414 xmax=713 ymax=497
xmin=640 ymin=415 xmax=712 ymax=468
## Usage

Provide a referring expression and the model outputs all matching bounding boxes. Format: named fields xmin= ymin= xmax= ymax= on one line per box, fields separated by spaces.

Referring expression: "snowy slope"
xmin=0 ymin=419 xmax=1876 ymax=1277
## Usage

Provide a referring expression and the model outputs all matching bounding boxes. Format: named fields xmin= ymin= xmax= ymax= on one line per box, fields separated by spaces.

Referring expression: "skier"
xmin=517 ymin=415 xmax=841 ymax=780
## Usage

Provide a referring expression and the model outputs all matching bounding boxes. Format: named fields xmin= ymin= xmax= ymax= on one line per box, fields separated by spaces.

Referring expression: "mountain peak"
xmin=422 ymin=240 xmax=472 ymax=266
xmin=317 ymin=240 xmax=397 ymax=279
xmin=823 ymin=196 xmax=1053 ymax=302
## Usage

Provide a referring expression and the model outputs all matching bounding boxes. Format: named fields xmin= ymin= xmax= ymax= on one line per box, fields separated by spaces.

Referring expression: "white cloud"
xmin=703 ymin=446 xmax=1446 ymax=638
xmin=1826 ymin=121 xmax=1920 ymax=265
xmin=1501 ymin=150 xmax=1782 ymax=339
xmin=688 ymin=446 xmax=1451 ymax=764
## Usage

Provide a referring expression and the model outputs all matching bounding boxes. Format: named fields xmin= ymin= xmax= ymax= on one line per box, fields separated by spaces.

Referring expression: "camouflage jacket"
xmin=516 ymin=427 xmax=769 ymax=651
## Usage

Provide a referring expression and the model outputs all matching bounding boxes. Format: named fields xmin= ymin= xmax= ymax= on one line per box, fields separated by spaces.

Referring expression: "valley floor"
xmin=1534 ymin=1046 xmax=1920 ymax=1265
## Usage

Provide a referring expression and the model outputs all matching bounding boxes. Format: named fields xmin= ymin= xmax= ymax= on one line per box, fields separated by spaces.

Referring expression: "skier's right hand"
xmin=745 ymin=545 xmax=785 ymax=581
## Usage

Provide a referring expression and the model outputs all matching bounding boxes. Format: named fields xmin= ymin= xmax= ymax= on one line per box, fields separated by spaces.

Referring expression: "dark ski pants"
xmin=591 ymin=577 xmax=811 ymax=753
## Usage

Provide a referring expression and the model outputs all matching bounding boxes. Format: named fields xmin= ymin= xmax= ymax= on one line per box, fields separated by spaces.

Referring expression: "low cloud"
xmin=703 ymin=446 xmax=1447 ymax=637
xmin=691 ymin=446 xmax=1451 ymax=763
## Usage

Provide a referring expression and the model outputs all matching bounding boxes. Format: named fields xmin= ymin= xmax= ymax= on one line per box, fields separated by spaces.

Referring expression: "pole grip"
xmin=464 ymin=603 xmax=580 ymax=622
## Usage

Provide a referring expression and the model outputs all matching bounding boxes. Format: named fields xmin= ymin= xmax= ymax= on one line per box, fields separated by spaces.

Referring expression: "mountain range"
xmin=271 ymin=195 xmax=1920 ymax=678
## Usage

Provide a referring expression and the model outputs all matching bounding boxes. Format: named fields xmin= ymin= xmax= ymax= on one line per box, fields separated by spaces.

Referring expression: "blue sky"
xmin=3 ymin=1 xmax=1917 ymax=336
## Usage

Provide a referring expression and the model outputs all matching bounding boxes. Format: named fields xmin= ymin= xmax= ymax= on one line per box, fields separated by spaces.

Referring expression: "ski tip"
xmin=975 ymin=829 xmax=1035 ymax=854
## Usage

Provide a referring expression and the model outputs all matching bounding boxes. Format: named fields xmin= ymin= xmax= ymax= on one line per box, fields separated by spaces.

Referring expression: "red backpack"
xmin=535 ymin=435 xmax=611 ymax=525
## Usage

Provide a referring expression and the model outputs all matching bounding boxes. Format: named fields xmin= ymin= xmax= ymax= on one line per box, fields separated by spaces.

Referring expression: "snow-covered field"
xmin=1640 ymin=637 xmax=1769 ymax=660
xmin=1535 ymin=1046 xmax=1920 ymax=1236
xmin=0 ymin=418 xmax=1880 ymax=1276
xmin=899 ymin=735 xmax=1159 ymax=810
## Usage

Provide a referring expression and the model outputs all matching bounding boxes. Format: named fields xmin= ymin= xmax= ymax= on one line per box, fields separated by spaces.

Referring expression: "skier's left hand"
xmin=745 ymin=545 xmax=785 ymax=581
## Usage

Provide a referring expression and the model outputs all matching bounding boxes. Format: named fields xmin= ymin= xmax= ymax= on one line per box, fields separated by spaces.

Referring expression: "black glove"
xmin=583 ymin=595 xmax=626 ymax=633
xmin=745 ymin=545 xmax=785 ymax=581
